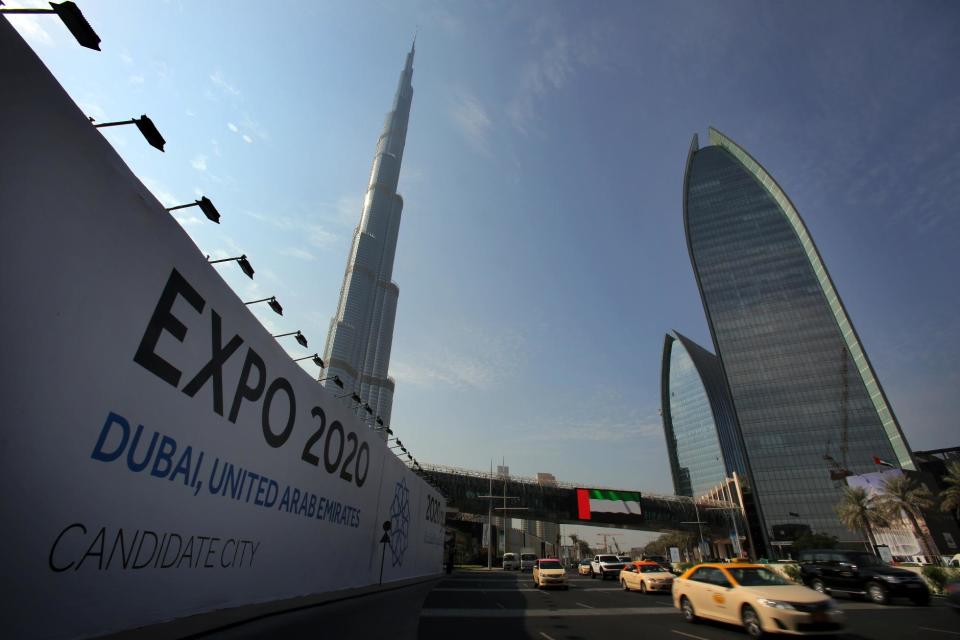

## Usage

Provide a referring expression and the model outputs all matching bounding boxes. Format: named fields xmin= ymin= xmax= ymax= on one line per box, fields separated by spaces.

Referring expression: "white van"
xmin=520 ymin=552 xmax=537 ymax=571
xmin=502 ymin=552 xmax=519 ymax=571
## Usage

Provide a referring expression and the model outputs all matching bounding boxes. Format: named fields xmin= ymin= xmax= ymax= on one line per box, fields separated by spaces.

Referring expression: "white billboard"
xmin=0 ymin=20 xmax=443 ymax=639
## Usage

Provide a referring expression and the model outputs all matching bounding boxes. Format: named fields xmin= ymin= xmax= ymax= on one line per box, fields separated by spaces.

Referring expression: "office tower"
xmin=684 ymin=127 xmax=915 ymax=553
xmin=321 ymin=42 xmax=416 ymax=428
xmin=660 ymin=330 xmax=748 ymax=498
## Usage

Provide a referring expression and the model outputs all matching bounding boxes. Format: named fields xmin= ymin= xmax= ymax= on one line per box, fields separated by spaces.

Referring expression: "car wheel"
xmin=590 ymin=569 xmax=595 ymax=579
xmin=621 ymin=578 xmax=629 ymax=591
xmin=680 ymin=596 xmax=697 ymax=623
xmin=811 ymin=578 xmax=827 ymax=594
xmin=910 ymin=594 xmax=930 ymax=606
xmin=742 ymin=605 xmax=764 ymax=639
xmin=640 ymin=581 xmax=647 ymax=594
xmin=866 ymin=582 xmax=888 ymax=605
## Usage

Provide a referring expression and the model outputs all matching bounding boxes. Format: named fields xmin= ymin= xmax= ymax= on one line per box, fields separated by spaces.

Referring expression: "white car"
xmin=590 ymin=554 xmax=627 ymax=580
xmin=502 ymin=552 xmax=519 ymax=571
xmin=520 ymin=552 xmax=537 ymax=571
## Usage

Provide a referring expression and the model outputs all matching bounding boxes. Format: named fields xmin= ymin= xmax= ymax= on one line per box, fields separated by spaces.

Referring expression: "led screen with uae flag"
xmin=576 ymin=488 xmax=643 ymax=524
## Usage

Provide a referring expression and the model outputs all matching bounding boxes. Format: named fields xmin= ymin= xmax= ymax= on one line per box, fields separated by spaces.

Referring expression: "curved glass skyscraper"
xmin=661 ymin=331 xmax=747 ymax=498
xmin=322 ymin=42 xmax=415 ymax=428
xmin=684 ymin=127 xmax=915 ymax=551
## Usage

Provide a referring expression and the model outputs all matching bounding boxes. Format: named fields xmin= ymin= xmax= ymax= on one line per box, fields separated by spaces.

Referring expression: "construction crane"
xmin=595 ymin=533 xmax=621 ymax=554
xmin=824 ymin=345 xmax=852 ymax=482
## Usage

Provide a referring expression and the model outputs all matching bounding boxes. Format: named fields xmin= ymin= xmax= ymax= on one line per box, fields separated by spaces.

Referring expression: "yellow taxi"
xmin=620 ymin=560 xmax=674 ymax=593
xmin=673 ymin=563 xmax=844 ymax=638
xmin=577 ymin=559 xmax=592 ymax=576
xmin=532 ymin=558 xmax=568 ymax=590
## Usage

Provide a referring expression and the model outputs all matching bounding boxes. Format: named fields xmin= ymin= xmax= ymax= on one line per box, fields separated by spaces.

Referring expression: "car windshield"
xmin=727 ymin=567 xmax=791 ymax=586
xmin=599 ymin=555 xmax=619 ymax=562
xmin=503 ymin=554 xmax=516 ymax=560
xmin=539 ymin=560 xmax=562 ymax=569
xmin=580 ymin=560 xmax=591 ymax=565
xmin=521 ymin=554 xmax=536 ymax=561
xmin=639 ymin=565 xmax=664 ymax=573
xmin=845 ymin=553 xmax=884 ymax=567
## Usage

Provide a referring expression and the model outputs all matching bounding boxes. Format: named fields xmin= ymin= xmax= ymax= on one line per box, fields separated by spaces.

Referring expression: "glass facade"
xmin=661 ymin=331 xmax=747 ymax=498
xmin=684 ymin=128 xmax=914 ymax=551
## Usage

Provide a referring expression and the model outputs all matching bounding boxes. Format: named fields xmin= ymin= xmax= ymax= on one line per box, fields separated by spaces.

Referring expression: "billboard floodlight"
xmin=166 ymin=196 xmax=221 ymax=223
xmin=243 ymin=296 xmax=283 ymax=316
xmin=1 ymin=1 xmax=101 ymax=51
xmin=319 ymin=375 xmax=344 ymax=389
xmin=273 ymin=330 xmax=308 ymax=348
xmin=292 ymin=354 xmax=324 ymax=368
xmin=92 ymin=114 xmax=165 ymax=151
xmin=208 ymin=254 xmax=254 ymax=280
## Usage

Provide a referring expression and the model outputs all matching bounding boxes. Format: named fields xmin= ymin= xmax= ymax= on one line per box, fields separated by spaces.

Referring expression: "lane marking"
xmin=839 ymin=601 xmax=927 ymax=610
xmin=671 ymin=630 xmax=711 ymax=640
xmin=575 ymin=602 xmax=594 ymax=608
xmin=431 ymin=587 xmax=620 ymax=592
xmin=421 ymin=606 xmax=678 ymax=618
xmin=919 ymin=628 xmax=960 ymax=637
xmin=539 ymin=634 xmax=557 ymax=640
xmin=440 ymin=578 xmax=524 ymax=583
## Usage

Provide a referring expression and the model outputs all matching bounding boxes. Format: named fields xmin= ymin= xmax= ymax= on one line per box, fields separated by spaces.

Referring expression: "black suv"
xmin=798 ymin=549 xmax=929 ymax=605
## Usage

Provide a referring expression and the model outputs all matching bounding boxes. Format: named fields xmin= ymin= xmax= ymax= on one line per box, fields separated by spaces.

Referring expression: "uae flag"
xmin=577 ymin=488 xmax=642 ymax=521
xmin=873 ymin=456 xmax=896 ymax=468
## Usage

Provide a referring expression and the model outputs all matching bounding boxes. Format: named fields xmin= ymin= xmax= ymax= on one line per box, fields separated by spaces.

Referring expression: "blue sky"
xmin=10 ymin=0 xmax=959 ymax=549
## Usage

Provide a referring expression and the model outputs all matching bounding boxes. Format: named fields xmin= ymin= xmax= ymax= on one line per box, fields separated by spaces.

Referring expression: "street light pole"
xmin=488 ymin=464 xmax=493 ymax=570
xmin=477 ymin=461 xmax=518 ymax=570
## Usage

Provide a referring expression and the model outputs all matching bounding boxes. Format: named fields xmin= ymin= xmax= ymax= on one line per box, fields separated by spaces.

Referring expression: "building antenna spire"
xmin=412 ymin=27 xmax=418 ymax=53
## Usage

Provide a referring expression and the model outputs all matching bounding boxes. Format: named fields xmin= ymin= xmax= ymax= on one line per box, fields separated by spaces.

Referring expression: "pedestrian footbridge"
xmin=419 ymin=463 xmax=736 ymax=533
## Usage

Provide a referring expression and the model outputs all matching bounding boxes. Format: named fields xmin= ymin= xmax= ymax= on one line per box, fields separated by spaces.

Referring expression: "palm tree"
xmin=878 ymin=473 xmax=937 ymax=559
xmin=939 ymin=461 xmax=960 ymax=520
xmin=835 ymin=486 xmax=888 ymax=554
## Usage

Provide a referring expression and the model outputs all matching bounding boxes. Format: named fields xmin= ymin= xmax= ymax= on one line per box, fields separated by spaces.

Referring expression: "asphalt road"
xmin=418 ymin=569 xmax=959 ymax=640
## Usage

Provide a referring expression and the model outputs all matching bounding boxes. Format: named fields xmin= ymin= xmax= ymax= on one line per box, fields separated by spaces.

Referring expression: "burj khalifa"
xmin=321 ymin=42 xmax=415 ymax=428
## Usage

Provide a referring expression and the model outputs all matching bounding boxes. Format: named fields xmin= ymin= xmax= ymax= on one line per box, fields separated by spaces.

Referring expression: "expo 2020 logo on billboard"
xmin=388 ymin=478 xmax=410 ymax=566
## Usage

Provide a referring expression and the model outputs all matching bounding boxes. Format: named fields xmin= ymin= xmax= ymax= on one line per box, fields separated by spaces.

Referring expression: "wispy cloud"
xmin=173 ymin=215 xmax=205 ymax=227
xmin=191 ymin=155 xmax=208 ymax=171
xmin=80 ymin=100 xmax=106 ymax=123
xmin=129 ymin=74 xmax=145 ymax=85
xmin=225 ymin=119 xmax=265 ymax=145
xmin=241 ymin=113 xmax=269 ymax=141
xmin=331 ymin=195 xmax=361 ymax=227
xmin=506 ymin=16 xmax=609 ymax=136
xmin=451 ymin=90 xmax=493 ymax=155
xmin=392 ymin=326 xmax=527 ymax=390
xmin=209 ymin=70 xmax=240 ymax=96
xmin=516 ymin=387 xmax=662 ymax=446
xmin=139 ymin=176 xmax=179 ymax=208
xmin=7 ymin=1 xmax=56 ymax=47
xmin=245 ymin=210 xmax=341 ymax=250
xmin=524 ymin=413 xmax=662 ymax=444
xmin=279 ymin=247 xmax=317 ymax=261
xmin=308 ymin=226 xmax=337 ymax=248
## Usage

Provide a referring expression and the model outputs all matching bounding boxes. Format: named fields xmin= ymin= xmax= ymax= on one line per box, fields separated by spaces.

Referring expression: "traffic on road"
xmin=419 ymin=567 xmax=958 ymax=640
